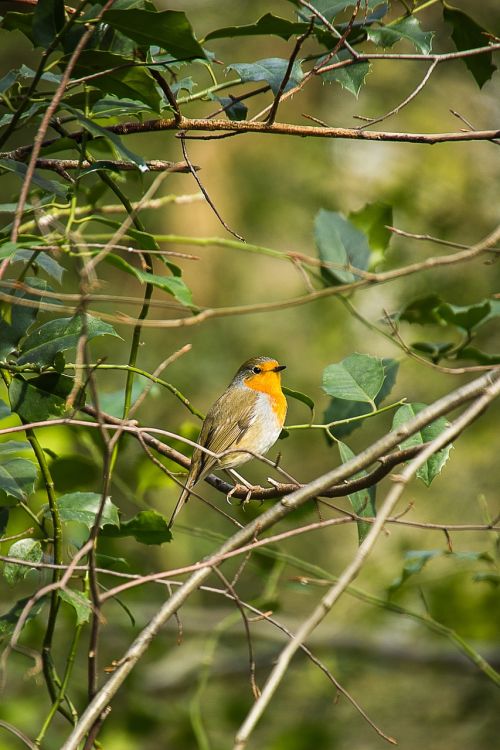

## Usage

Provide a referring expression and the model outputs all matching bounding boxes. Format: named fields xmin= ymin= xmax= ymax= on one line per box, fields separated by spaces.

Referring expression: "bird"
xmin=168 ymin=356 xmax=287 ymax=528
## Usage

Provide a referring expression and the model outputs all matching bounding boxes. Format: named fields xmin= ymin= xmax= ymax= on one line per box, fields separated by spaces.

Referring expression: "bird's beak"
xmin=274 ymin=365 xmax=286 ymax=372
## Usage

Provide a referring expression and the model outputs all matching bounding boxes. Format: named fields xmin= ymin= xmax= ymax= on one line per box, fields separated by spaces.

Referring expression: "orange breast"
xmin=245 ymin=371 xmax=287 ymax=426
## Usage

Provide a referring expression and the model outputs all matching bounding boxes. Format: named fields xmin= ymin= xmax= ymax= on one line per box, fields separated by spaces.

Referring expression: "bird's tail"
xmin=168 ymin=476 xmax=196 ymax=529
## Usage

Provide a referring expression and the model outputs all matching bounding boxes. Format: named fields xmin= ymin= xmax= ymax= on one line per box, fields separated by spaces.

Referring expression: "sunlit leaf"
xmin=324 ymin=358 xmax=399 ymax=440
xmin=322 ymin=353 xmax=384 ymax=405
xmin=53 ymin=492 xmax=120 ymax=530
xmin=3 ymin=538 xmax=42 ymax=585
xmin=104 ymin=253 xmax=193 ymax=306
xmin=392 ymin=403 xmax=452 ymax=486
xmin=368 ymin=16 xmax=433 ymax=54
xmin=58 ymin=588 xmax=92 ymax=624
xmin=17 ymin=313 xmax=120 ymax=367
xmin=226 ymin=58 xmax=303 ymax=95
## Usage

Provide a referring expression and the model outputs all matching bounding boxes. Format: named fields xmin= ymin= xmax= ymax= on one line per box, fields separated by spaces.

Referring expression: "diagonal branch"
xmin=58 ymin=368 xmax=500 ymax=750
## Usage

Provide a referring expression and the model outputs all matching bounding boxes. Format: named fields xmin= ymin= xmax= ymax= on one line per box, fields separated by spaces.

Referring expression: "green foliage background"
xmin=0 ymin=1 xmax=499 ymax=748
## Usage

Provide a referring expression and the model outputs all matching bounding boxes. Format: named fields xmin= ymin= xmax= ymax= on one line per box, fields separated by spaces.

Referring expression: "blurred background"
xmin=1 ymin=1 xmax=499 ymax=748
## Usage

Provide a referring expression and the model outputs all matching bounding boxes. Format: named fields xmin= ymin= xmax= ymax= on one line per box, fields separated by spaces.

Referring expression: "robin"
xmin=168 ymin=356 xmax=287 ymax=528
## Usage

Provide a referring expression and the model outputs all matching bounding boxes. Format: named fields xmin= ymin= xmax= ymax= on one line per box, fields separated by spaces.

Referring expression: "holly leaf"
xmin=102 ymin=9 xmax=206 ymax=60
xmin=319 ymin=53 xmax=371 ymax=97
xmin=444 ymin=6 xmax=497 ymax=88
xmin=226 ymin=58 xmax=303 ymax=95
xmin=17 ymin=313 xmax=120 ymax=367
xmin=368 ymin=16 xmax=433 ymax=54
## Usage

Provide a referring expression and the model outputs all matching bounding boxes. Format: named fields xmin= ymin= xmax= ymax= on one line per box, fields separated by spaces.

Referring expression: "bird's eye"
xmin=252 ymin=366 xmax=262 ymax=374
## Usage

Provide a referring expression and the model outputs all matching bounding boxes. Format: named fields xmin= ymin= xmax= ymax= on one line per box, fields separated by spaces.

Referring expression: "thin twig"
xmin=179 ymin=134 xmax=245 ymax=241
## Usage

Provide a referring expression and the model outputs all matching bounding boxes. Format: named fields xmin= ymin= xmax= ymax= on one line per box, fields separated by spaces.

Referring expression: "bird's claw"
xmin=226 ymin=483 xmax=252 ymax=507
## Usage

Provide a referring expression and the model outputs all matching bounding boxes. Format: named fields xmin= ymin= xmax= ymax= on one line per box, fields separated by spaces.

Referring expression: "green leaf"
xmin=388 ymin=549 xmax=441 ymax=593
xmin=0 ymin=277 xmax=50 ymax=361
xmin=324 ymin=358 xmax=398 ymax=439
xmin=12 ymin=249 xmax=65 ymax=284
xmin=458 ymin=347 xmax=500 ymax=366
xmin=398 ymin=294 xmax=443 ymax=325
xmin=0 ymin=447 xmax=38 ymax=504
xmin=282 ymin=386 xmax=315 ymax=421
xmin=102 ymin=509 xmax=172 ymax=545
xmin=315 ymin=209 xmax=371 ymax=284
xmin=67 ymin=50 xmax=161 ymax=113
xmin=0 ymin=400 xmax=10 ymax=419
xmin=0 ymin=596 xmax=46 ymax=637
xmin=0 ymin=507 xmax=8 ymax=536
xmin=437 ymin=300 xmax=491 ymax=331
xmin=389 ymin=549 xmax=492 ymax=594
xmin=3 ymin=538 xmax=42 ymax=585
xmin=58 ymin=588 xmax=92 ymax=624
xmin=17 ymin=313 xmax=120 ymax=367
xmin=338 ymin=440 xmax=376 ymax=543
xmin=319 ymin=54 xmax=371 ymax=97
xmin=102 ymin=9 xmax=206 ymax=60
xmin=216 ymin=95 xmax=248 ymax=122
xmin=444 ymin=5 xmax=497 ymax=88
xmin=205 ymin=13 xmax=307 ymax=42
xmin=349 ymin=202 xmax=393 ymax=255
xmin=411 ymin=341 xmax=454 ymax=363
xmin=298 ymin=0 xmax=386 ymax=22
xmin=104 ymin=253 xmax=193 ymax=306
xmin=32 ymin=0 xmax=65 ymax=48
xmin=65 ymin=110 xmax=148 ymax=172
xmin=226 ymin=58 xmax=304 ymax=95
xmin=322 ymin=353 xmax=384 ymax=406
xmin=0 ymin=12 xmax=36 ymax=45
xmin=0 ymin=158 xmax=68 ymax=199
xmin=392 ymin=403 xmax=452 ymax=486
xmin=54 ymin=492 xmax=120 ymax=530
xmin=9 ymin=373 xmax=78 ymax=422
xmin=368 ymin=17 xmax=433 ymax=54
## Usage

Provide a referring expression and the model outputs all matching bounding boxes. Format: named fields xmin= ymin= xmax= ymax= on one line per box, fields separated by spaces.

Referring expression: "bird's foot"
xmin=226 ymin=483 xmax=252 ymax=507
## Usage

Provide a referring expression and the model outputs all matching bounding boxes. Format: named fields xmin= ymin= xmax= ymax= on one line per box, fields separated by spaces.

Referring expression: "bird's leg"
xmin=224 ymin=469 xmax=253 ymax=506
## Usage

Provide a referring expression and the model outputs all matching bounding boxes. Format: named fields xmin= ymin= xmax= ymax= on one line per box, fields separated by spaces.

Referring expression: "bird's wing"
xmin=193 ymin=386 xmax=259 ymax=481
xmin=168 ymin=388 xmax=258 ymax=529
